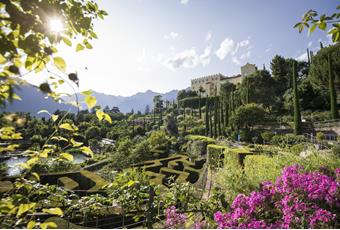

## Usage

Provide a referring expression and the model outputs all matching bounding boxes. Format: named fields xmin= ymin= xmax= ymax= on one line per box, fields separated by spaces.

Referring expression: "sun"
xmin=48 ymin=18 xmax=64 ymax=33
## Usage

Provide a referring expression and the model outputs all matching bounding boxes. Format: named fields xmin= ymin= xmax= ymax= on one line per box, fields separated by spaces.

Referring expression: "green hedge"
xmin=134 ymin=154 xmax=206 ymax=186
xmin=58 ymin=177 xmax=79 ymax=190
xmin=186 ymin=135 xmax=216 ymax=144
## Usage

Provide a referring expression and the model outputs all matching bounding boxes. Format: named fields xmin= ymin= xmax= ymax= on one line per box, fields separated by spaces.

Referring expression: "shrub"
xmin=332 ymin=144 xmax=340 ymax=157
xmin=261 ymin=131 xmax=274 ymax=144
xmin=244 ymin=152 xmax=340 ymax=191
xmin=271 ymin=134 xmax=306 ymax=147
xmin=207 ymin=144 xmax=227 ymax=169
xmin=214 ymin=165 xmax=339 ymax=229
xmin=316 ymin=132 xmax=325 ymax=141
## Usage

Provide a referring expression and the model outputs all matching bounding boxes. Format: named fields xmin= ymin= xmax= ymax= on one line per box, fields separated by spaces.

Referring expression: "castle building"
xmin=191 ymin=63 xmax=257 ymax=97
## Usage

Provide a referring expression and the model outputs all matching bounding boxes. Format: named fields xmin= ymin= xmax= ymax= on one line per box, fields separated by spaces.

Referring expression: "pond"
xmin=3 ymin=152 xmax=88 ymax=176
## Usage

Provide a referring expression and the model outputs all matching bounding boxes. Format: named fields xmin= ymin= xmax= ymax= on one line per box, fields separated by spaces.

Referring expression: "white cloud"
xmin=240 ymin=51 xmax=251 ymax=60
xmin=164 ymin=32 xmax=181 ymax=40
xmin=205 ymin=31 xmax=212 ymax=42
xmin=232 ymin=57 xmax=240 ymax=65
xmin=180 ymin=0 xmax=189 ymax=5
xmin=216 ymin=38 xmax=235 ymax=60
xmin=296 ymin=52 xmax=308 ymax=62
xmin=231 ymin=39 xmax=250 ymax=56
xmin=164 ymin=46 xmax=211 ymax=70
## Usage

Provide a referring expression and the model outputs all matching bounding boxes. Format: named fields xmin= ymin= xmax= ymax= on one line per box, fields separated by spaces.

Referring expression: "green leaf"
xmin=318 ymin=21 xmax=327 ymax=30
xmin=62 ymin=36 xmax=72 ymax=46
xmin=103 ymin=113 xmax=112 ymax=124
xmin=0 ymin=54 xmax=6 ymax=64
xmin=60 ymin=153 xmax=74 ymax=161
xmin=76 ymin=43 xmax=85 ymax=52
xmin=51 ymin=114 xmax=59 ymax=122
xmin=81 ymin=90 xmax=92 ymax=96
xmin=31 ymin=172 xmax=40 ymax=181
xmin=71 ymin=138 xmax=83 ymax=147
xmin=53 ymin=56 xmax=66 ymax=71
xmin=17 ymin=203 xmax=36 ymax=217
xmin=12 ymin=93 xmax=22 ymax=101
xmin=40 ymin=222 xmax=57 ymax=229
xmin=42 ymin=207 xmax=63 ymax=216
xmin=59 ymin=123 xmax=76 ymax=131
xmin=309 ymin=23 xmax=317 ymax=34
xmin=126 ymin=180 xmax=135 ymax=187
xmin=27 ymin=220 xmax=36 ymax=229
xmin=80 ymin=146 xmax=93 ymax=157
xmin=96 ymin=110 xmax=104 ymax=121
xmin=85 ymin=95 xmax=97 ymax=109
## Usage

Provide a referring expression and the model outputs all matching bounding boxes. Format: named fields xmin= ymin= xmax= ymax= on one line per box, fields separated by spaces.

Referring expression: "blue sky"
xmin=25 ymin=0 xmax=338 ymax=96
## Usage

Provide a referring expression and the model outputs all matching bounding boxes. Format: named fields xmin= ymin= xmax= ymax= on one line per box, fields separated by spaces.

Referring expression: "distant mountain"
xmin=0 ymin=83 xmax=181 ymax=115
xmin=68 ymin=89 xmax=179 ymax=113
xmin=0 ymin=83 xmax=77 ymax=117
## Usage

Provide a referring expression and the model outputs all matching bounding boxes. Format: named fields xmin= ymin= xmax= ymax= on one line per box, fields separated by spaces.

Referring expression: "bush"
xmin=244 ymin=152 xmax=340 ymax=191
xmin=316 ymin=132 xmax=325 ymax=141
xmin=332 ymin=144 xmax=340 ymax=157
xmin=271 ymin=134 xmax=306 ymax=147
xmin=207 ymin=144 xmax=227 ymax=169
xmin=215 ymin=165 xmax=339 ymax=229
xmin=261 ymin=131 xmax=274 ymax=144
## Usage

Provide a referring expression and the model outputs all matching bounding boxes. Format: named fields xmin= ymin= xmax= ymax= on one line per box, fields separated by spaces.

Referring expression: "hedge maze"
xmin=41 ymin=170 xmax=108 ymax=194
xmin=134 ymin=154 xmax=206 ymax=187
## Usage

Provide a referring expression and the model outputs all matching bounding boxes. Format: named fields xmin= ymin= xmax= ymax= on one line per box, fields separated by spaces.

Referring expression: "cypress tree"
xmin=225 ymin=94 xmax=229 ymax=127
xmin=220 ymin=97 xmax=224 ymax=132
xmin=214 ymin=96 xmax=217 ymax=138
xmin=328 ymin=53 xmax=339 ymax=119
xmin=183 ymin=107 xmax=186 ymax=132
xmin=209 ymin=101 xmax=213 ymax=137
xmin=205 ymin=96 xmax=209 ymax=136
xmin=199 ymin=93 xmax=202 ymax=119
xmin=292 ymin=61 xmax=302 ymax=135
xmin=307 ymin=48 xmax=311 ymax=67
xmin=246 ymin=77 xmax=250 ymax=104
xmin=217 ymin=97 xmax=221 ymax=136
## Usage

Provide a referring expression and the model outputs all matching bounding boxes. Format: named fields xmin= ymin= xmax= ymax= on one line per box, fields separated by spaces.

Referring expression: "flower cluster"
xmin=165 ymin=206 xmax=187 ymax=229
xmin=214 ymin=165 xmax=339 ymax=229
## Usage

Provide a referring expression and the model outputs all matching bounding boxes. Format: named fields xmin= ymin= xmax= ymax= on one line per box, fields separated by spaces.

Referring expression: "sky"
xmin=24 ymin=0 xmax=338 ymax=96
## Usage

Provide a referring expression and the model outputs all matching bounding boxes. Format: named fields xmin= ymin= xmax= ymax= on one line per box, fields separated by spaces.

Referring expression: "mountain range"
xmin=0 ymin=83 xmax=180 ymax=116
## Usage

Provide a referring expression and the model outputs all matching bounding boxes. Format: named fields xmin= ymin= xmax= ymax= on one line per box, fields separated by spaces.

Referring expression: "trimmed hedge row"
xmin=208 ymin=145 xmax=253 ymax=169
xmin=134 ymin=154 xmax=206 ymax=187
xmin=40 ymin=170 xmax=108 ymax=193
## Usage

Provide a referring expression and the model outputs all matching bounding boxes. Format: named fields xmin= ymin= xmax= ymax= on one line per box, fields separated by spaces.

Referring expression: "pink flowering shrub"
xmin=165 ymin=206 xmax=187 ymax=229
xmin=214 ymin=165 xmax=339 ymax=229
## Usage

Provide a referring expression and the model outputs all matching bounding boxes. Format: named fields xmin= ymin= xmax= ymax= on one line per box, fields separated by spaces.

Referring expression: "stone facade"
xmin=191 ymin=63 xmax=257 ymax=97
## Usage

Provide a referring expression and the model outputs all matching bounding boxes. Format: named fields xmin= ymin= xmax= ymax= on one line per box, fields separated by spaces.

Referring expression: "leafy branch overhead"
xmin=294 ymin=5 xmax=340 ymax=42
xmin=0 ymin=0 xmax=108 ymax=104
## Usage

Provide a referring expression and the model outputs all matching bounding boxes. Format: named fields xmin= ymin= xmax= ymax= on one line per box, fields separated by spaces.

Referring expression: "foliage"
xmin=244 ymin=152 xmax=340 ymax=191
xmin=0 ymin=0 xmax=107 ymax=104
xmin=165 ymin=113 xmax=179 ymax=137
xmin=261 ymin=131 xmax=274 ymax=144
xmin=229 ymin=103 xmax=267 ymax=130
xmin=107 ymin=169 xmax=155 ymax=218
xmin=271 ymin=134 xmax=306 ymax=147
xmin=295 ymin=5 xmax=340 ymax=42
xmin=215 ymin=165 xmax=339 ymax=228
xmin=316 ymin=132 xmax=325 ymax=141
xmin=0 ymin=178 xmax=77 ymax=228
xmin=309 ymin=43 xmax=340 ymax=90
